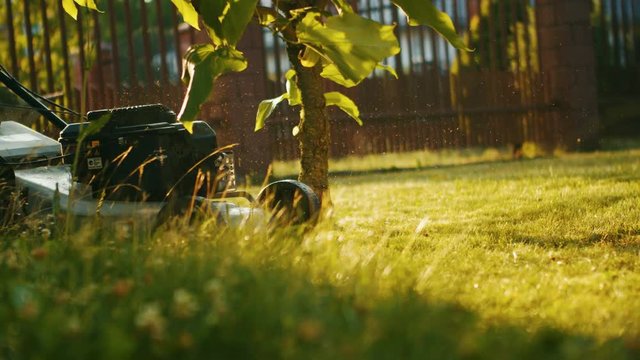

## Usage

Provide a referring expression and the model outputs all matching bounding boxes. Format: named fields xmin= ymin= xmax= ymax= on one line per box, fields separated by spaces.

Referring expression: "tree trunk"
xmin=285 ymin=43 xmax=331 ymax=205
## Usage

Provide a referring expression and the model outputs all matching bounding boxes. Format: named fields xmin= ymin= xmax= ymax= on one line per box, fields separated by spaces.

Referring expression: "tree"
xmin=64 ymin=0 xmax=467 ymax=205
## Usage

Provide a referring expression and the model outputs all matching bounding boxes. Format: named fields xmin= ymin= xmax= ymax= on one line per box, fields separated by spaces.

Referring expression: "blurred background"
xmin=1 ymin=0 xmax=638 ymax=176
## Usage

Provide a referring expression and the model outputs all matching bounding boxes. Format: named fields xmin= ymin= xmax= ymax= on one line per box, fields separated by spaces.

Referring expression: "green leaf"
xmin=73 ymin=0 xmax=102 ymax=11
xmin=195 ymin=0 xmax=225 ymax=44
xmin=196 ymin=0 xmax=258 ymax=46
xmin=324 ymin=91 xmax=363 ymax=125
xmin=285 ymin=69 xmax=301 ymax=106
xmin=300 ymin=47 xmax=321 ymax=68
xmin=256 ymin=6 xmax=278 ymax=26
xmin=62 ymin=0 xmax=78 ymax=19
xmin=376 ymin=63 xmax=398 ymax=78
xmin=297 ymin=12 xmax=400 ymax=86
xmin=171 ymin=0 xmax=201 ymax=30
xmin=220 ymin=0 xmax=259 ymax=46
xmin=330 ymin=0 xmax=354 ymax=14
xmin=320 ymin=64 xmax=357 ymax=88
xmin=392 ymin=0 xmax=469 ymax=51
xmin=255 ymin=94 xmax=288 ymax=131
xmin=178 ymin=44 xmax=248 ymax=129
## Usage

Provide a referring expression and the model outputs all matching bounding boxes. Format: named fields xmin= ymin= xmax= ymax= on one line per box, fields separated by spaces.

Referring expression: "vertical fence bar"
xmin=23 ymin=0 xmax=38 ymax=91
xmin=521 ymin=0 xmax=533 ymax=97
xmin=610 ymin=0 xmax=621 ymax=68
xmin=4 ymin=0 xmax=19 ymax=77
xmin=38 ymin=0 xmax=55 ymax=93
xmin=93 ymin=11 xmax=106 ymax=108
xmin=171 ymin=7 xmax=183 ymax=79
xmin=599 ymin=0 xmax=610 ymax=69
xmin=428 ymin=23 xmax=442 ymax=109
xmin=633 ymin=0 xmax=640 ymax=66
xmin=107 ymin=0 xmax=122 ymax=105
xmin=631 ymin=1 xmax=640 ymax=67
xmin=155 ymin=0 xmax=170 ymax=85
xmin=498 ymin=0 xmax=508 ymax=69
xmin=76 ymin=10 xmax=87 ymax=111
xmin=139 ymin=0 xmax=154 ymax=85
xmin=440 ymin=0 xmax=451 ymax=70
xmin=391 ymin=5 xmax=404 ymax=75
xmin=123 ymin=0 xmax=138 ymax=87
xmin=510 ymin=0 xmax=522 ymax=74
xmin=620 ymin=0 xmax=632 ymax=70
xmin=272 ymin=34 xmax=283 ymax=95
xmin=57 ymin=0 xmax=73 ymax=110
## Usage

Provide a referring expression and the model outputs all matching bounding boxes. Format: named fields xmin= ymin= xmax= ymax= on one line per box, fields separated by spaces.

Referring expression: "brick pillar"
xmin=536 ymin=0 xmax=599 ymax=150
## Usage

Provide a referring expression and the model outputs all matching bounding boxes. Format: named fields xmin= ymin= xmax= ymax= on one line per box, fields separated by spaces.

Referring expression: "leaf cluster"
xmin=66 ymin=1 xmax=468 ymax=133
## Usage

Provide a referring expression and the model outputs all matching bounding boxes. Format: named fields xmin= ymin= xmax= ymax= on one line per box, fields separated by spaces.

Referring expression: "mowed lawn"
xmin=1 ymin=148 xmax=639 ymax=358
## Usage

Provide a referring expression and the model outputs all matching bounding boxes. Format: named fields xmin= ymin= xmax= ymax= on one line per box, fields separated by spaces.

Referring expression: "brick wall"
xmin=536 ymin=0 xmax=600 ymax=149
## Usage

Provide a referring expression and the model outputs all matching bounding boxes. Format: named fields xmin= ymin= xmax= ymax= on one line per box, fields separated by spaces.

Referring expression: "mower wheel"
xmin=256 ymin=180 xmax=320 ymax=226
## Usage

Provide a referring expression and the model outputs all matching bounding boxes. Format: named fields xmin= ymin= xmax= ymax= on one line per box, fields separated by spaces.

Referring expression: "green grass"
xmin=2 ymin=148 xmax=640 ymax=359
xmin=271 ymin=143 xmax=549 ymax=177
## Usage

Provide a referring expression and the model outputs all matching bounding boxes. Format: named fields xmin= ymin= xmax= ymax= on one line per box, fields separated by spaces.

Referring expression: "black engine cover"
xmin=59 ymin=104 xmax=222 ymax=202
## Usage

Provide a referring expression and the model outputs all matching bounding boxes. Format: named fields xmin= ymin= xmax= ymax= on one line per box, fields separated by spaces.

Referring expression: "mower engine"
xmin=1 ymin=65 xmax=319 ymax=230
xmin=59 ymin=104 xmax=235 ymax=202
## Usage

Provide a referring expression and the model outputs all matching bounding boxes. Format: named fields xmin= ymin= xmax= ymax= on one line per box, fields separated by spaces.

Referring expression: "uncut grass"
xmin=1 ymin=149 xmax=640 ymax=358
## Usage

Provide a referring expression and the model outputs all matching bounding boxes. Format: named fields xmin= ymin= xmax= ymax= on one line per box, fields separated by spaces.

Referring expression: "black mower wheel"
xmin=256 ymin=180 xmax=320 ymax=226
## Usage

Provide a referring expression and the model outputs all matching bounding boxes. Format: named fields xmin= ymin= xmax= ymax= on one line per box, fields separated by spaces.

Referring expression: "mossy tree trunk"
xmin=280 ymin=0 xmax=332 ymax=205
xmin=285 ymin=43 xmax=331 ymax=204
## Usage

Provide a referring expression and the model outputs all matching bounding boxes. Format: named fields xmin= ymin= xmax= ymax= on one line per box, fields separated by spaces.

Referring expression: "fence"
xmin=264 ymin=0 xmax=559 ymax=160
xmin=591 ymin=0 xmax=640 ymax=136
xmin=0 ymin=0 xmax=190 ymax=117
xmin=1 ymin=0 xmax=568 ymax=169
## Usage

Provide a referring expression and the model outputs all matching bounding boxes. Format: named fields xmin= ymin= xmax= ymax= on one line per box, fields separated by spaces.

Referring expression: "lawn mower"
xmin=0 ymin=65 xmax=319 ymax=230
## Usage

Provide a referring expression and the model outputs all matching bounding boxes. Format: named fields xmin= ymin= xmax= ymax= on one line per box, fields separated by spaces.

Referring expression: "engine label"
xmin=87 ymin=157 xmax=103 ymax=170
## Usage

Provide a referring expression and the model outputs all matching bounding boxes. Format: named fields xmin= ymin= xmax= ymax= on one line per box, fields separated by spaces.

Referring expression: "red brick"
xmin=539 ymin=26 xmax=575 ymax=52
xmin=560 ymin=0 xmax=592 ymax=25
xmin=539 ymin=49 xmax=560 ymax=69
xmin=537 ymin=4 xmax=557 ymax=27
xmin=572 ymin=24 xmax=594 ymax=45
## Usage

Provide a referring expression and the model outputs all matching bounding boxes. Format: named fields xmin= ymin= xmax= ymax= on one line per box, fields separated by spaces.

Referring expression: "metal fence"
xmin=263 ymin=0 xmax=558 ymax=160
xmin=0 ymin=0 xmax=190 ymax=118
xmin=591 ymin=0 xmax=640 ymax=136
xmin=593 ymin=0 xmax=639 ymax=95
xmin=1 ymin=0 xmax=561 ymax=163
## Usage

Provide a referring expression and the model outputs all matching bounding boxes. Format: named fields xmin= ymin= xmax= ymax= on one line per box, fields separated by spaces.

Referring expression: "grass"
xmin=2 ymin=147 xmax=640 ymax=359
xmin=271 ymin=142 xmax=549 ymax=177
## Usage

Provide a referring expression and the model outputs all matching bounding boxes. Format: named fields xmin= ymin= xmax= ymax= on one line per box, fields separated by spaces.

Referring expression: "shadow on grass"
xmin=272 ymin=157 xmax=546 ymax=183
xmin=294 ymin=154 xmax=640 ymax=189
xmin=505 ymin=231 xmax=640 ymax=253
xmin=2 ymin=225 xmax=639 ymax=360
